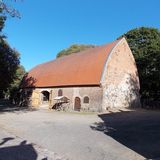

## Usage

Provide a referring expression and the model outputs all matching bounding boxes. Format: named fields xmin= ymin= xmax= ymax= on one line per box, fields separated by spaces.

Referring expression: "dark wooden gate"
xmin=74 ymin=97 xmax=81 ymax=111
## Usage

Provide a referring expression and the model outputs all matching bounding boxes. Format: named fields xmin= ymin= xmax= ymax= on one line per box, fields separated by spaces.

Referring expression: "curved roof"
xmin=24 ymin=39 xmax=120 ymax=88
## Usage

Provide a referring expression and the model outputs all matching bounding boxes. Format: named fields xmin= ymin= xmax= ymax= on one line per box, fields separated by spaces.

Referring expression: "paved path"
xmin=0 ymin=109 xmax=144 ymax=160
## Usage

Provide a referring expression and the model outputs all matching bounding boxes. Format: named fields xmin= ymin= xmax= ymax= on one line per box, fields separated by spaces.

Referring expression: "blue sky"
xmin=3 ymin=0 xmax=160 ymax=71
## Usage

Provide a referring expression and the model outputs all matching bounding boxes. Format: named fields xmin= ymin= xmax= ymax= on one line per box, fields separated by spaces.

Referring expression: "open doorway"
xmin=41 ymin=91 xmax=50 ymax=104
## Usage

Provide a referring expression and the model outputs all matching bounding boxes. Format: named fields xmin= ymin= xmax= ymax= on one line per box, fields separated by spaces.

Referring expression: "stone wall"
xmin=31 ymin=86 xmax=103 ymax=112
xmin=101 ymin=38 xmax=140 ymax=110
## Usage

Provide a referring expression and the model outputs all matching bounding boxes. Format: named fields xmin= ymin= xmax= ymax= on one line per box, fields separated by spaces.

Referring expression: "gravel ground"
xmin=0 ymin=108 xmax=145 ymax=160
xmin=0 ymin=129 xmax=67 ymax=160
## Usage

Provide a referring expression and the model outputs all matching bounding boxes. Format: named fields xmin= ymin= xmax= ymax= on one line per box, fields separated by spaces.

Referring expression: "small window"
xmin=58 ymin=89 xmax=63 ymax=96
xmin=83 ymin=96 xmax=89 ymax=104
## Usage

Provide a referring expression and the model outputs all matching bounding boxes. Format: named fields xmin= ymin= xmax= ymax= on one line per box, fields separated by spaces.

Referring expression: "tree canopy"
xmin=122 ymin=27 xmax=160 ymax=100
xmin=0 ymin=39 xmax=20 ymax=98
xmin=9 ymin=65 xmax=26 ymax=103
xmin=0 ymin=1 xmax=23 ymax=98
xmin=56 ymin=44 xmax=96 ymax=58
xmin=0 ymin=0 xmax=20 ymax=18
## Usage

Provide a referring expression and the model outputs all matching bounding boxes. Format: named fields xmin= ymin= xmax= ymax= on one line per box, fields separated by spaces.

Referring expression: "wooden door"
xmin=74 ymin=97 xmax=81 ymax=111
xmin=32 ymin=91 xmax=40 ymax=107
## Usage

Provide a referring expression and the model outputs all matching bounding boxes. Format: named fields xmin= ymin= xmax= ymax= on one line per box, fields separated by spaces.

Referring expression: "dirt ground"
xmin=0 ymin=104 xmax=160 ymax=160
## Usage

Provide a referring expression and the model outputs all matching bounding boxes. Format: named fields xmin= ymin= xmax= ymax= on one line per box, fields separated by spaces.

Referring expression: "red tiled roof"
xmin=25 ymin=40 xmax=119 ymax=88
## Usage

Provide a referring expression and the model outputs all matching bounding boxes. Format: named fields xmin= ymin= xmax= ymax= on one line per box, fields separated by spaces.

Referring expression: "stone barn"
xmin=23 ymin=38 xmax=140 ymax=112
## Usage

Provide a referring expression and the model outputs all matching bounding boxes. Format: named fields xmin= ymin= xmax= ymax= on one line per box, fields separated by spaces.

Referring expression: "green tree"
xmin=0 ymin=40 xmax=20 ymax=98
xmin=9 ymin=65 xmax=26 ymax=103
xmin=56 ymin=44 xmax=95 ymax=58
xmin=121 ymin=27 xmax=160 ymax=100
xmin=0 ymin=1 xmax=22 ymax=98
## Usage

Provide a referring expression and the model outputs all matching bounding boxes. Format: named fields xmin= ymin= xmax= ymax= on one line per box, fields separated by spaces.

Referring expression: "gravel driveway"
xmin=0 ymin=108 xmax=145 ymax=160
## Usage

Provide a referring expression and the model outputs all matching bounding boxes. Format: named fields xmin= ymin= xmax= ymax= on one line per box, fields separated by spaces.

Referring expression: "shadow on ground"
xmin=90 ymin=109 xmax=160 ymax=159
xmin=0 ymin=138 xmax=38 ymax=160
xmin=0 ymin=99 xmax=37 ymax=114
